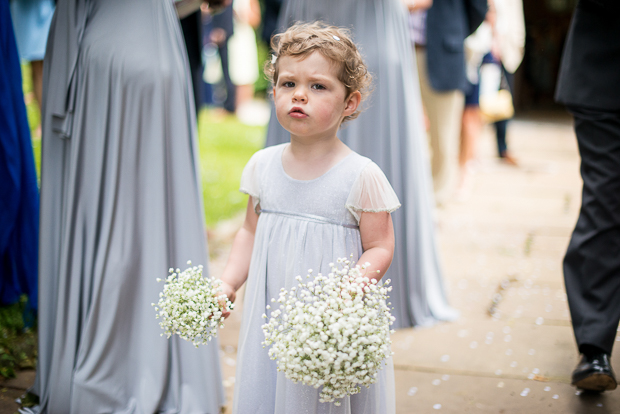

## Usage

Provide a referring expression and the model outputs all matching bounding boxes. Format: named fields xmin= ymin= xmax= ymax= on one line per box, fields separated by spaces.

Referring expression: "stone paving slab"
xmin=393 ymin=369 xmax=620 ymax=414
xmin=393 ymin=321 xmax=577 ymax=381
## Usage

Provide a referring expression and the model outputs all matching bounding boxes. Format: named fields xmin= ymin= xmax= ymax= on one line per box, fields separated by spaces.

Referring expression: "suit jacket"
xmin=426 ymin=0 xmax=487 ymax=92
xmin=555 ymin=0 xmax=620 ymax=110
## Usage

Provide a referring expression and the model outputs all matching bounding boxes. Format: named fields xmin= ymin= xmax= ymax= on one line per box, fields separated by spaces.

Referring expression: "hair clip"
xmin=333 ymin=35 xmax=340 ymax=41
xmin=271 ymin=54 xmax=277 ymax=64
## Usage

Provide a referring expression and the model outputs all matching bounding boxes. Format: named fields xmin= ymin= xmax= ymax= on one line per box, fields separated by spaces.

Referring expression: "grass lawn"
xmin=197 ymin=109 xmax=265 ymax=226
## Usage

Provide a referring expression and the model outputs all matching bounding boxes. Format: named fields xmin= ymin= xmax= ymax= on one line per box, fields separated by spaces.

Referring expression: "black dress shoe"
xmin=571 ymin=353 xmax=617 ymax=392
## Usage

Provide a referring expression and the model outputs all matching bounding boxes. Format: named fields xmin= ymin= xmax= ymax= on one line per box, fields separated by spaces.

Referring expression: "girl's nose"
xmin=292 ymin=88 xmax=307 ymax=103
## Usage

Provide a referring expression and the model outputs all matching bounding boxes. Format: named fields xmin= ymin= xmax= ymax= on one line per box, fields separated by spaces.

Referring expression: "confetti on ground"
xmin=497 ymin=381 xmax=505 ymax=388
xmin=520 ymin=388 xmax=530 ymax=397
xmin=528 ymin=349 xmax=536 ymax=355
xmin=441 ymin=375 xmax=450 ymax=381
xmin=441 ymin=355 xmax=450 ymax=362
xmin=536 ymin=317 xmax=544 ymax=325
xmin=544 ymin=386 xmax=551 ymax=392
xmin=407 ymin=387 xmax=418 ymax=396
xmin=510 ymin=361 xmax=518 ymax=368
xmin=495 ymin=369 xmax=502 ymax=375
xmin=433 ymin=404 xmax=442 ymax=409
xmin=470 ymin=341 xmax=478 ymax=349
xmin=505 ymin=349 xmax=513 ymax=356
xmin=432 ymin=379 xmax=441 ymax=386
xmin=552 ymin=394 xmax=559 ymax=399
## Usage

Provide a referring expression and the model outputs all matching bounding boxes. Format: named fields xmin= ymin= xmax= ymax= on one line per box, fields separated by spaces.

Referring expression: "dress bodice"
xmin=244 ymin=144 xmax=372 ymax=228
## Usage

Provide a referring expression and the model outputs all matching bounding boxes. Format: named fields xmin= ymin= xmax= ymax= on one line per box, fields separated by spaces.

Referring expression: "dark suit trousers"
xmin=564 ymin=105 xmax=620 ymax=355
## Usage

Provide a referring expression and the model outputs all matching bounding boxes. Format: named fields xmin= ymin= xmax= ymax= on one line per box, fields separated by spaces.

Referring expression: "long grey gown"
xmin=28 ymin=0 xmax=225 ymax=412
xmin=264 ymin=0 xmax=458 ymax=328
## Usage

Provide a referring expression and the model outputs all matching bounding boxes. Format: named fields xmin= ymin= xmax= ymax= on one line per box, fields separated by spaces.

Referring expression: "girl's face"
xmin=273 ymin=52 xmax=360 ymax=142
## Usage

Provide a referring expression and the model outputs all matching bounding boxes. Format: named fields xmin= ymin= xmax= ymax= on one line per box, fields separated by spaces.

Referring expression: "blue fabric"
xmin=0 ymin=1 xmax=40 ymax=311
xmin=425 ymin=0 xmax=487 ymax=92
xmin=9 ymin=0 xmax=55 ymax=61
xmin=464 ymin=80 xmax=479 ymax=106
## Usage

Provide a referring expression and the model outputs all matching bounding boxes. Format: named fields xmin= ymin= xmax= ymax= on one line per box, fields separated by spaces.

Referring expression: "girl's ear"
xmin=343 ymin=91 xmax=361 ymax=117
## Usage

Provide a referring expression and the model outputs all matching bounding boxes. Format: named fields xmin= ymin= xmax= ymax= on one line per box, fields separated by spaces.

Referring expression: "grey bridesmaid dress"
xmin=264 ymin=0 xmax=458 ymax=328
xmin=233 ymin=144 xmax=399 ymax=414
xmin=28 ymin=0 xmax=225 ymax=412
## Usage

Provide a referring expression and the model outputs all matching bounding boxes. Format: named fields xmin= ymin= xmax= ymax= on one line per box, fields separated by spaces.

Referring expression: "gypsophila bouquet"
xmin=153 ymin=261 xmax=233 ymax=347
xmin=261 ymin=257 xmax=395 ymax=405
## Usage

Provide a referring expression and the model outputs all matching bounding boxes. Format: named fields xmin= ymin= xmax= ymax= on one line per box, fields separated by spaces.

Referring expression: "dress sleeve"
xmin=346 ymin=162 xmax=401 ymax=224
xmin=239 ymin=150 xmax=261 ymax=211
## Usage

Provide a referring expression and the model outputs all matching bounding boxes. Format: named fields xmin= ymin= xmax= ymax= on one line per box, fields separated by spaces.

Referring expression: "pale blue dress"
xmin=233 ymin=144 xmax=400 ymax=414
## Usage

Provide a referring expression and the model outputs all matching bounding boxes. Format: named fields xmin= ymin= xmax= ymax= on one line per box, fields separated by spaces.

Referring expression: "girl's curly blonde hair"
xmin=264 ymin=21 xmax=373 ymax=124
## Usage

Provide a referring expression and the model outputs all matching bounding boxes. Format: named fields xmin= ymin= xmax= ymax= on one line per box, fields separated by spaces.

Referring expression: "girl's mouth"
xmin=289 ymin=107 xmax=308 ymax=118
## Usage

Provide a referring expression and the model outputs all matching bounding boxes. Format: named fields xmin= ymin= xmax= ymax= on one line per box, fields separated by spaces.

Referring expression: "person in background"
xmin=228 ymin=0 xmax=261 ymax=116
xmin=491 ymin=0 xmax=525 ymax=165
xmin=555 ymin=0 xmax=620 ymax=393
xmin=413 ymin=0 xmax=488 ymax=207
xmin=1 ymin=0 xmax=39 ymax=318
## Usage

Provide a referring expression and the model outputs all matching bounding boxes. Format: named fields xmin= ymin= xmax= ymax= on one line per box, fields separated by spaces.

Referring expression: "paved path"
xmin=388 ymin=116 xmax=620 ymax=413
xmin=3 ymin=114 xmax=620 ymax=413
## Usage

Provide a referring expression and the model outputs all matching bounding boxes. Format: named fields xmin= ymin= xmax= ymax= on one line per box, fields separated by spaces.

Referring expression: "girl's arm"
xmin=357 ymin=211 xmax=395 ymax=282
xmin=220 ymin=198 xmax=259 ymax=317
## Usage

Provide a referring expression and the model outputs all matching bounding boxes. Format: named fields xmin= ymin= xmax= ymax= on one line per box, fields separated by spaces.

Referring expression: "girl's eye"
xmin=311 ymin=84 xmax=326 ymax=90
xmin=282 ymin=81 xmax=295 ymax=88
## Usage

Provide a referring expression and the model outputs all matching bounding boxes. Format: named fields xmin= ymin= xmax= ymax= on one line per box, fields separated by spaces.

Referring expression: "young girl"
xmin=220 ymin=22 xmax=399 ymax=414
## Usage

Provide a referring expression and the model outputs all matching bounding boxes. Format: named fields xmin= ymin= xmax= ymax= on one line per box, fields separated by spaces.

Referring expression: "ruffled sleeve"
xmin=346 ymin=162 xmax=401 ymax=224
xmin=239 ymin=150 xmax=261 ymax=211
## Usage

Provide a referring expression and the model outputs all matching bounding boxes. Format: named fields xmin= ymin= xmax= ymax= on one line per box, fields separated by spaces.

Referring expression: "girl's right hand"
xmin=220 ymin=281 xmax=237 ymax=319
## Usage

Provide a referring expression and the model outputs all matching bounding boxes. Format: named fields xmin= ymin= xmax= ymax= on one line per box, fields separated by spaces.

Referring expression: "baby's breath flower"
xmin=153 ymin=262 xmax=234 ymax=347
xmin=262 ymin=258 xmax=394 ymax=405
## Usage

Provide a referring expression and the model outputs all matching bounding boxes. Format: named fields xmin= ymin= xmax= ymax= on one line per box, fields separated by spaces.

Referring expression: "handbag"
xmin=478 ymin=62 xmax=514 ymax=123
